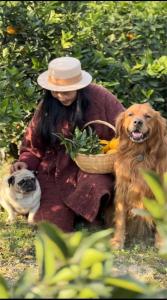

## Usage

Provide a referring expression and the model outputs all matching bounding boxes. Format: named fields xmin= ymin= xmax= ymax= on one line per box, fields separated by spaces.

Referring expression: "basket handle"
xmin=83 ymin=120 xmax=116 ymax=133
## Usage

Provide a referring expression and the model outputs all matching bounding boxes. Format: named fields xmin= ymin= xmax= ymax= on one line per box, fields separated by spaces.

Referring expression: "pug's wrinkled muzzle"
xmin=17 ymin=178 xmax=36 ymax=193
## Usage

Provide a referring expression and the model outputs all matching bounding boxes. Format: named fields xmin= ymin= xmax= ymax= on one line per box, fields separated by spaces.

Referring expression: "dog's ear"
xmin=8 ymin=175 xmax=15 ymax=187
xmin=155 ymin=111 xmax=167 ymax=139
xmin=31 ymin=170 xmax=38 ymax=177
xmin=115 ymin=111 xmax=125 ymax=137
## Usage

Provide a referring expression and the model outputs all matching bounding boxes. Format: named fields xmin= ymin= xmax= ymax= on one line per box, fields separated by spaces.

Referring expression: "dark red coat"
xmin=19 ymin=84 xmax=124 ymax=231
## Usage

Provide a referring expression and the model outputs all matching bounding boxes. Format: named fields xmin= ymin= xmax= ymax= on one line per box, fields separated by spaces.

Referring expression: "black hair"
xmin=36 ymin=88 xmax=90 ymax=148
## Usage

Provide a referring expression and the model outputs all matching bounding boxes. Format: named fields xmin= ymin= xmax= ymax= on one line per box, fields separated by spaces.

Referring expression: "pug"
xmin=0 ymin=169 xmax=41 ymax=224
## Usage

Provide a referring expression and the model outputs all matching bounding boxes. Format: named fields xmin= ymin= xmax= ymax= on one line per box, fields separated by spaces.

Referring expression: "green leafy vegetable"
xmin=53 ymin=126 xmax=102 ymax=159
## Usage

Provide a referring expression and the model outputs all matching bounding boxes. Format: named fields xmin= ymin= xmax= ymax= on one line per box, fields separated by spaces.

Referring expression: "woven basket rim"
xmin=75 ymin=152 xmax=115 ymax=158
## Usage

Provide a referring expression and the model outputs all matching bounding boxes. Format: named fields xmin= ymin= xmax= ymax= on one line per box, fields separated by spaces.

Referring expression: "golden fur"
xmin=110 ymin=103 xmax=167 ymax=249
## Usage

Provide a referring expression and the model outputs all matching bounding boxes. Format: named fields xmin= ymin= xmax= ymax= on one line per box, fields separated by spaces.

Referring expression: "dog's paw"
xmin=28 ymin=219 xmax=35 ymax=225
xmin=7 ymin=217 xmax=15 ymax=224
xmin=110 ymin=238 xmax=124 ymax=250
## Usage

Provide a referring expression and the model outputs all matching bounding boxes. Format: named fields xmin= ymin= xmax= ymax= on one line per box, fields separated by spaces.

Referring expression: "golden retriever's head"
xmin=116 ymin=103 xmax=166 ymax=143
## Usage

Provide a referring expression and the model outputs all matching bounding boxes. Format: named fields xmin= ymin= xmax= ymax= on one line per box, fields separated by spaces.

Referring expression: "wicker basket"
xmin=74 ymin=120 xmax=116 ymax=174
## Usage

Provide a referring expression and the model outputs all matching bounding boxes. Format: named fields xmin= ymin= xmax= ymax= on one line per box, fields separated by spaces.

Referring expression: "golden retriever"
xmin=110 ymin=103 xmax=167 ymax=249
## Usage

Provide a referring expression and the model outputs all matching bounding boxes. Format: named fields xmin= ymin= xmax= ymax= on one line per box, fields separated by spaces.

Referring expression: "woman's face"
xmin=51 ymin=90 xmax=77 ymax=106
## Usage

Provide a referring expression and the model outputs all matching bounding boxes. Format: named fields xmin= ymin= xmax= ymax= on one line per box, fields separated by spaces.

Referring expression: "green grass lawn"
xmin=0 ymin=160 xmax=167 ymax=288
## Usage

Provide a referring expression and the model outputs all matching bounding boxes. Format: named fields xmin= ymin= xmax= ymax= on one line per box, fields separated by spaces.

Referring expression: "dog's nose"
xmin=133 ymin=118 xmax=143 ymax=126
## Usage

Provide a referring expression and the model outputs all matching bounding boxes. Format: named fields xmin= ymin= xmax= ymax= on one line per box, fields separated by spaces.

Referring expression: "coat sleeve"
xmin=19 ymin=103 xmax=44 ymax=170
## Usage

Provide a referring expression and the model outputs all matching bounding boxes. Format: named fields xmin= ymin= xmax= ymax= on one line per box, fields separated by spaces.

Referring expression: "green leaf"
xmin=0 ymin=276 xmax=10 ymax=299
xmin=81 ymin=129 xmax=87 ymax=141
xmin=61 ymin=30 xmax=74 ymax=49
xmin=2 ymin=48 xmax=9 ymax=58
xmin=141 ymin=170 xmax=166 ymax=205
xmin=35 ymin=235 xmax=45 ymax=280
xmin=42 ymin=234 xmax=60 ymax=281
xmin=49 ymin=267 xmax=77 ymax=284
xmin=68 ymin=231 xmax=83 ymax=249
xmin=105 ymin=275 xmax=153 ymax=294
xmin=88 ymin=282 xmax=112 ymax=298
xmin=50 ymin=265 xmax=80 ymax=285
xmin=80 ymin=248 xmax=106 ymax=268
xmin=89 ymin=262 xmax=103 ymax=279
xmin=57 ymin=288 xmax=77 ymax=299
xmin=12 ymin=270 xmax=35 ymax=298
xmin=35 ymin=223 xmax=71 ymax=282
xmin=78 ymin=287 xmax=97 ymax=298
xmin=38 ymin=222 xmax=70 ymax=259
xmin=72 ymin=228 xmax=112 ymax=263
xmin=143 ymin=197 xmax=165 ymax=219
xmin=163 ymin=172 xmax=167 ymax=191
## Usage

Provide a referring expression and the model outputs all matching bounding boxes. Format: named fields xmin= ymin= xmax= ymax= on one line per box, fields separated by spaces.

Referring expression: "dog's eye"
xmin=144 ymin=114 xmax=151 ymax=119
xmin=128 ymin=112 xmax=133 ymax=117
xmin=18 ymin=179 xmax=25 ymax=185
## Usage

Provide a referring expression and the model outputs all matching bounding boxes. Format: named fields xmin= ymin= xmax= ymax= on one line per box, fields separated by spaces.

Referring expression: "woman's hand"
xmin=10 ymin=161 xmax=28 ymax=173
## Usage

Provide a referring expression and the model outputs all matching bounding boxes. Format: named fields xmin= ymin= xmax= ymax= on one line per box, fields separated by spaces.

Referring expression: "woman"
xmin=11 ymin=56 xmax=124 ymax=232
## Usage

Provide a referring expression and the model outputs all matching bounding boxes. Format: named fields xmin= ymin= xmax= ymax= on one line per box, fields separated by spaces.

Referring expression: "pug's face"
xmin=8 ymin=169 xmax=37 ymax=194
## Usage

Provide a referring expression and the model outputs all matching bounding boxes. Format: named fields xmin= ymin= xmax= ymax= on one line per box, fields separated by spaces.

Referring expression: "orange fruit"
xmin=6 ymin=25 xmax=17 ymax=35
xmin=109 ymin=138 xmax=119 ymax=149
xmin=99 ymin=139 xmax=109 ymax=145
xmin=101 ymin=144 xmax=110 ymax=154
xmin=126 ymin=32 xmax=135 ymax=40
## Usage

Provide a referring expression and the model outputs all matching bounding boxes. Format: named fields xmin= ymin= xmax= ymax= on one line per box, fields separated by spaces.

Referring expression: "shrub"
xmin=0 ymin=1 xmax=166 ymax=157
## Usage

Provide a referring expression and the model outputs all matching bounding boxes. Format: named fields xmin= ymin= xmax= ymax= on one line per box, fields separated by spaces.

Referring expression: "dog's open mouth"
xmin=128 ymin=130 xmax=149 ymax=143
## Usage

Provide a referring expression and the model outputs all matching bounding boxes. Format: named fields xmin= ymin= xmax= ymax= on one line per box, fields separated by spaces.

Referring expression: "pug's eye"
xmin=18 ymin=179 xmax=25 ymax=185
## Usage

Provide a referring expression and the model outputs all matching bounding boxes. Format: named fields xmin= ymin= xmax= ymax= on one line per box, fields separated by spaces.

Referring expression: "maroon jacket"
xmin=19 ymin=84 xmax=124 ymax=231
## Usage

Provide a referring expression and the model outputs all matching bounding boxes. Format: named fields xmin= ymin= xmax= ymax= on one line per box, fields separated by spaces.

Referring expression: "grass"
xmin=0 ymin=159 xmax=38 ymax=285
xmin=111 ymin=246 xmax=167 ymax=288
xmin=0 ymin=212 xmax=38 ymax=285
xmin=0 ymin=159 xmax=167 ymax=289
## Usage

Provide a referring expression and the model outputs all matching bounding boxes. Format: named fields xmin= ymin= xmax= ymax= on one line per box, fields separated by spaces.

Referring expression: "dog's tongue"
xmin=132 ymin=132 xmax=143 ymax=139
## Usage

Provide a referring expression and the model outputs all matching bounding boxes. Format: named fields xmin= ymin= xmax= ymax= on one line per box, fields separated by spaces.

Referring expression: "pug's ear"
xmin=31 ymin=170 xmax=38 ymax=177
xmin=8 ymin=175 xmax=15 ymax=187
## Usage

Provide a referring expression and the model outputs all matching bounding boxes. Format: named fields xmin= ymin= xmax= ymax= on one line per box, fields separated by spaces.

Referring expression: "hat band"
xmin=48 ymin=73 xmax=82 ymax=86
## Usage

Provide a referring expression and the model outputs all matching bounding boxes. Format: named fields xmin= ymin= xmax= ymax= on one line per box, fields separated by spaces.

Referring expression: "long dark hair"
xmin=36 ymin=88 xmax=89 ymax=148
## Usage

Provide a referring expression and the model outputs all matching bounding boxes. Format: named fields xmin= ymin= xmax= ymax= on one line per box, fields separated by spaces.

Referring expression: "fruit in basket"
xmin=100 ymin=137 xmax=119 ymax=154
xmin=109 ymin=137 xmax=119 ymax=149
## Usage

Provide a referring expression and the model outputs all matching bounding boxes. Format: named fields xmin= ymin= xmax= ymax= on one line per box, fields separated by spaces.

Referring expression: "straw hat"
xmin=37 ymin=56 xmax=92 ymax=92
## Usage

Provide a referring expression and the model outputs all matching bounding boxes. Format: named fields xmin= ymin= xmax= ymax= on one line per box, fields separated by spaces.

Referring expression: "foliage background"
xmin=0 ymin=1 xmax=167 ymax=157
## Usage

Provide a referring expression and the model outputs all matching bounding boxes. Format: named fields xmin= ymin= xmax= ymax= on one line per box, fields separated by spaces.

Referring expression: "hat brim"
xmin=37 ymin=70 xmax=92 ymax=92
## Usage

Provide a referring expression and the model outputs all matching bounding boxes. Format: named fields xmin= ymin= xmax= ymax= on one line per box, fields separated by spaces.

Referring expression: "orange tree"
xmin=0 ymin=1 xmax=166 ymax=157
